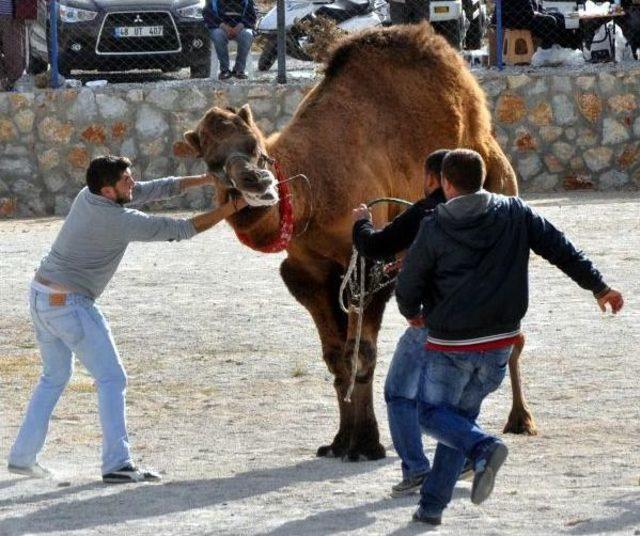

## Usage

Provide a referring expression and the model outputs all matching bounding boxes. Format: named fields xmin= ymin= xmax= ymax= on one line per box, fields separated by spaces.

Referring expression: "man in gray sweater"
xmin=8 ymin=155 xmax=246 ymax=483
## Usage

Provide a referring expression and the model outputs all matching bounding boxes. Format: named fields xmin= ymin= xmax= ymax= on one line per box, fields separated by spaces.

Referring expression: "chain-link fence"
xmin=3 ymin=0 xmax=640 ymax=90
xmin=493 ymin=0 xmax=640 ymax=67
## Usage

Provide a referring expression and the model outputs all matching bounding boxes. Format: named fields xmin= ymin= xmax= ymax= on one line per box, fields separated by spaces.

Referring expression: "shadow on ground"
xmin=0 ymin=456 xmax=393 ymax=535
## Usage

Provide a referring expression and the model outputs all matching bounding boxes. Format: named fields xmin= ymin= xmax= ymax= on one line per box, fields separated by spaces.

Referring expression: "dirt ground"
xmin=0 ymin=192 xmax=638 ymax=536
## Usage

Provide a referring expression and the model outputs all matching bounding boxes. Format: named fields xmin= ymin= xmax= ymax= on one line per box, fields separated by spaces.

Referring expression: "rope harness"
xmin=339 ymin=197 xmax=414 ymax=403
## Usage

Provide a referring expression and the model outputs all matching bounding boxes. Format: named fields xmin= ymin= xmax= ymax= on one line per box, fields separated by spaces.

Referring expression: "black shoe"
xmin=390 ymin=473 xmax=427 ymax=497
xmin=471 ymin=441 xmax=508 ymax=505
xmin=233 ymin=70 xmax=248 ymax=80
xmin=218 ymin=70 xmax=233 ymax=80
xmin=102 ymin=464 xmax=161 ymax=484
xmin=412 ymin=507 xmax=442 ymax=525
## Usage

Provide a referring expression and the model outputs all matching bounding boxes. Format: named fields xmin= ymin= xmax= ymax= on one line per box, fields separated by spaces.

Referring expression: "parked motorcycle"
xmin=256 ymin=0 xmax=388 ymax=71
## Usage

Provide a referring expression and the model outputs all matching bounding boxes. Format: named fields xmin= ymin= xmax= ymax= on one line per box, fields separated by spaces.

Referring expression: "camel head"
xmin=184 ymin=105 xmax=279 ymax=207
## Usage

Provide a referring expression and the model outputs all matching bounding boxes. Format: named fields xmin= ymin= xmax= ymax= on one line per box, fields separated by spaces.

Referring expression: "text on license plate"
xmin=434 ymin=6 xmax=449 ymax=13
xmin=114 ymin=26 xmax=164 ymax=38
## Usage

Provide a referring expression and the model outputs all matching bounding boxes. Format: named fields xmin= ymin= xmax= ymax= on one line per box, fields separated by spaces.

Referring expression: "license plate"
xmin=114 ymin=25 xmax=164 ymax=38
xmin=434 ymin=6 xmax=449 ymax=13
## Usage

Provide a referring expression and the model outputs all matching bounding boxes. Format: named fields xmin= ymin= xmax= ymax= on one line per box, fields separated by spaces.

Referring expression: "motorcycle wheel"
xmin=257 ymin=33 xmax=313 ymax=72
xmin=258 ymin=37 xmax=278 ymax=71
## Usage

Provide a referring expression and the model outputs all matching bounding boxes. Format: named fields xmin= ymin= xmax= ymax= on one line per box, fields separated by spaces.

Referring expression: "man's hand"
xmin=220 ymin=23 xmax=232 ymax=37
xmin=352 ymin=204 xmax=372 ymax=223
xmin=407 ymin=315 xmax=424 ymax=328
xmin=597 ymin=288 xmax=624 ymax=314
xmin=232 ymin=22 xmax=244 ymax=37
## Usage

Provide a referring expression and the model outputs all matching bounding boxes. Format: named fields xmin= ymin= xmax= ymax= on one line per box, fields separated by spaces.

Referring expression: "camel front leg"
xmin=280 ymin=258 xmax=384 ymax=459
xmin=337 ymin=286 xmax=393 ymax=461
xmin=503 ymin=333 xmax=538 ymax=435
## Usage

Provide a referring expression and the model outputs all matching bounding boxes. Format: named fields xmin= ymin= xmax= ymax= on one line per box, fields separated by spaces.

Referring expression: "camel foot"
xmin=342 ymin=442 xmax=386 ymax=462
xmin=503 ymin=409 xmax=538 ymax=436
xmin=316 ymin=444 xmax=347 ymax=458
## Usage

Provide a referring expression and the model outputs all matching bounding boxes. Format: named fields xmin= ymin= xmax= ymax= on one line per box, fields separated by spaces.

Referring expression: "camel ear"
xmin=184 ymin=130 xmax=202 ymax=157
xmin=237 ymin=104 xmax=254 ymax=126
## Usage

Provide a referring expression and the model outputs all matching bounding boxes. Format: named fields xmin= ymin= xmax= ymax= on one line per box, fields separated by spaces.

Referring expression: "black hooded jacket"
xmin=396 ymin=192 xmax=607 ymax=344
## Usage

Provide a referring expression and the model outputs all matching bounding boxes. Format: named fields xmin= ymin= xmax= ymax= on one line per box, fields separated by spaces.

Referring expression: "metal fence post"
xmin=276 ymin=0 xmax=286 ymax=83
xmin=496 ymin=0 xmax=503 ymax=71
xmin=49 ymin=0 xmax=60 ymax=88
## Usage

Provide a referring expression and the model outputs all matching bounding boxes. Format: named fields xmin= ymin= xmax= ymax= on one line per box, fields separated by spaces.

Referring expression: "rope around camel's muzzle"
xmin=341 ymin=197 xmax=414 ymax=403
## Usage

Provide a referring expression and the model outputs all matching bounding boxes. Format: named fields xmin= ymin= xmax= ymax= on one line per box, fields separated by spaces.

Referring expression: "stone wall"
xmin=0 ymin=63 xmax=638 ymax=217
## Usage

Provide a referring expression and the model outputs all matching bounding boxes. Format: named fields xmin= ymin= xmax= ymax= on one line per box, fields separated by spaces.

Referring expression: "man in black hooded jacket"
xmin=397 ymin=148 xmax=623 ymax=525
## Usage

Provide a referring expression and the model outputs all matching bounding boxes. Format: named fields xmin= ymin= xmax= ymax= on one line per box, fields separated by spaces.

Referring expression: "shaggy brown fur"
xmin=186 ymin=23 xmax=536 ymax=461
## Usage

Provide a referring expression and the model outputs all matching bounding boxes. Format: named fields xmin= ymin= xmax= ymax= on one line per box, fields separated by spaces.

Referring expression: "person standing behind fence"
xmin=204 ymin=0 xmax=256 ymax=80
xmin=496 ymin=0 xmax=564 ymax=50
xmin=8 ymin=156 xmax=247 ymax=483
xmin=0 ymin=0 xmax=35 ymax=90
xmin=387 ymin=0 xmax=429 ymax=25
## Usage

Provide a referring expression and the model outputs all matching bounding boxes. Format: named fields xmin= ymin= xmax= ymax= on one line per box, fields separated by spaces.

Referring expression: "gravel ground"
xmin=0 ymin=192 xmax=638 ymax=536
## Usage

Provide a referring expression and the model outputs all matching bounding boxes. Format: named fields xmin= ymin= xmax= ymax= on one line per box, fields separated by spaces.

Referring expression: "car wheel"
xmin=190 ymin=62 xmax=211 ymax=78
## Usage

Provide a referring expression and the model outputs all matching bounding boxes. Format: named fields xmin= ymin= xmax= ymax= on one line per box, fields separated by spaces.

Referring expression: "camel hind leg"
xmin=503 ymin=333 xmax=538 ymax=435
xmin=482 ymin=139 xmax=519 ymax=196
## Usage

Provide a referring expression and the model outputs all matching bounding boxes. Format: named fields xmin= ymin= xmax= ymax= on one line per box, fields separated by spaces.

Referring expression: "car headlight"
xmin=59 ymin=5 xmax=98 ymax=22
xmin=177 ymin=1 xmax=205 ymax=19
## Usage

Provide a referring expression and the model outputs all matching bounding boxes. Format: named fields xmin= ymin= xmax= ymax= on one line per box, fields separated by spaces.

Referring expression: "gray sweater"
xmin=36 ymin=177 xmax=197 ymax=299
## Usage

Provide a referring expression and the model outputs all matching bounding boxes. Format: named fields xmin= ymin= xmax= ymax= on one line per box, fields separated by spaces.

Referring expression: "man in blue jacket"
xmin=204 ymin=0 xmax=257 ymax=80
xmin=396 ymin=149 xmax=623 ymax=525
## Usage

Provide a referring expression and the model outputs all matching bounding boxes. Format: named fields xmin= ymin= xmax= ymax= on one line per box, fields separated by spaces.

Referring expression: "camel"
xmin=185 ymin=23 xmax=537 ymax=462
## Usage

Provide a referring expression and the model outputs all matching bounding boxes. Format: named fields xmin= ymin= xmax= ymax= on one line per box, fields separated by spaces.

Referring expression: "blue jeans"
xmin=384 ymin=327 xmax=430 ymax=480
xmin=9 ymin=288 xmax=132 ymax=474
xmin=210 ymin=27 xmax=253 ymax=73
xmin=417 ymin=346 xmax=512 ymax=516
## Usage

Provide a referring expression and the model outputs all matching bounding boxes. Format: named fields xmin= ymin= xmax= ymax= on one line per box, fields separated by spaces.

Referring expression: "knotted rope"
xmin=340 ymin=197 xmax=413 ymax=403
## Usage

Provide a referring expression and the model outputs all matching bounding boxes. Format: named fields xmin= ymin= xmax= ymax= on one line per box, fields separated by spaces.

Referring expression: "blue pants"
xmin=417 ymin=346 xmax=512 ymax=516
xmin=9 ymin=288 xmax=132 ymax=474
xmin=210 ymin=27 xmax=253 ymax=73
xmin=384 ymin=327 xmax=430 ymax=480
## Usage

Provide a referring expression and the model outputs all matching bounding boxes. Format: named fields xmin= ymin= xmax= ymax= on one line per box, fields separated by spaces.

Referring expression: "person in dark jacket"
xmin=0 ymin=0 xmax=36 ymax=90
xmin=352 ymin=150 xmax=462 ymax=498
xmin=204 ymin=0 xmax=257 ymax=80
xmin=396 ymin=149 xmax=623 ymax=525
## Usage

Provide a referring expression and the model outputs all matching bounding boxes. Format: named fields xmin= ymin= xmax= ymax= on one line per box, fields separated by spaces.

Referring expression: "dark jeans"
xmin=388 ymin=0 xmax=429 ymax=25
xmin=416 ymin=346 xmax=512 ymax=516
xmin=0 ymin=16 xmax=26 ymax=89
xmin=384 ymin=327 xmax=430 ymax=480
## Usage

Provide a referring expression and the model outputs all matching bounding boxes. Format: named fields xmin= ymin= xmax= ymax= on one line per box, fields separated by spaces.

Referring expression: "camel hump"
xmin=324 ymin=23 xmax=452 ymax=80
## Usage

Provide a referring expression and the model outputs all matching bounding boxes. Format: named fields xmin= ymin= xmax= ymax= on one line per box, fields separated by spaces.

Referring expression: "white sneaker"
xmin=8 ymin=462 xmax=52 ymax=479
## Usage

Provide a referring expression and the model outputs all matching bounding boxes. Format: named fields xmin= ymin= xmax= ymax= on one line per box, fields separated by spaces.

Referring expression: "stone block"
xmin=551 ymin=94 xmax=576 ymax=125
xmin=599 ymin=170 xmax=629 ymax=189
xmin=38 ymin=148 xmax=60 ymax=171
xmin=14 ymin=109 xmax=35 ymax=133
xmin=96 ymin=94 xmax=129 ymax=120
xmin=0 ymin=119 xmax=17 ymax=141
xmin=496 ymin=94 xmax=526 ymax=124
xmin=602 ymin=118 xmax=630 ymax=145
xmin=67 ymin=88 xmax=97 ymax=122
xmin=135 ymin=105 xmax=169 ymax=140
xmin=608 ymin=94 xmax=636 ymax=114
xmin=147 ymin=88 xmax=179 ymax=111
xmin=0 ymin=197 xmax=16 ymax=217
xmin=38 ymin=117 xmax=74 ymax=144
xmin=539 ymin=126 xmax=563 ymax=143
xmin=67 ymin=146 xmax=90 ymax=169
xmin=528 ymin=101 xmax=552 ymax=126
xmin=551 ymin=142 xmax=575 ymax=163
xmin=517 ymin=154 xmax=542 ymax=180
xmin=584 ymin=147 xmax=613 ymax=172
xmin=81 ymin=125 xmax=107 ymax=145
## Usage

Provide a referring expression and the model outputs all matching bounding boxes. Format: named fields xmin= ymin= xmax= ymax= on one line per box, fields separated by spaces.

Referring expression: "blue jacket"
xmin=396 ymin=192 xmax=607 ymax=345
xmin=204 ymin=0 xmax=257 ymax=29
